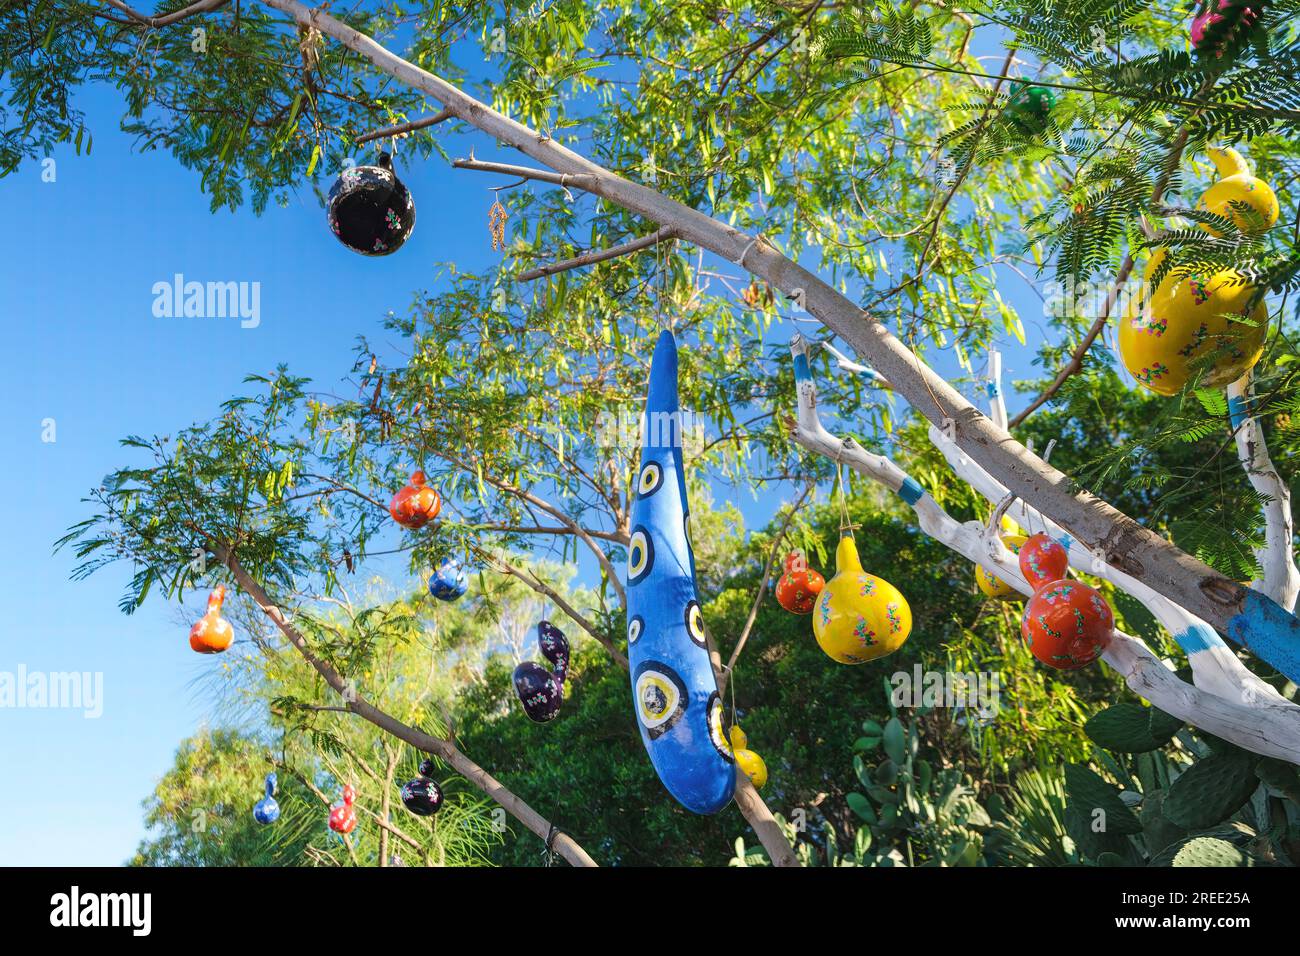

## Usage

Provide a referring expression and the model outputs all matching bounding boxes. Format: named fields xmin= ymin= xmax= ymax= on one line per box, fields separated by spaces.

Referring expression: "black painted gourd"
xmin=512 ymin=620 xmax=570 ymax=723
xmin=326 ymin=152 xmax=416 ymax=256
xmin=400 ymin=755 xmax=444 ymax=816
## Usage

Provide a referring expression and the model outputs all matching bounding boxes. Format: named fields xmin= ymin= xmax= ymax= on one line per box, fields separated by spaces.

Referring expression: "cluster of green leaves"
xmin=998 ymin=699 xmax=1300 ymax=866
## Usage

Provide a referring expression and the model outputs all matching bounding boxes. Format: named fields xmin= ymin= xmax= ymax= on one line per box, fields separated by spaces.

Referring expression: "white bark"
xmin=1228 ymin=372 xmax=1300 ymax=613
xmin=926 ymin=422 xmax=1290 ymax=709
xmin=257 ymin=0 xmax=1286 ymax=646
xmin=790 ymin=336 xmax=1300 ymax=764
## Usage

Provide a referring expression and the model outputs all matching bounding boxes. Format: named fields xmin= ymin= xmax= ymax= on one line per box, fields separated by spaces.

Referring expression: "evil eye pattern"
xmin=684 ymin=601 xmax=707 ymax=648
xmin=638 ymin=461 xmax=663 ymax=498
xmin=628 ymin=526 xmax=654 ymax=584
xmin=626 ymin=330 xmax=735 ymax=815
xmin=707 ymin=693 xmax=734 ymax=763
xmin=634 ymin=661 xmax=687 ymax=740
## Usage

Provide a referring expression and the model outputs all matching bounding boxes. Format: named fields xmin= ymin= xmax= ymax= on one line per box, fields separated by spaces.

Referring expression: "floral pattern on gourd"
xmin=1017 ymin=532 xmax=1113 ymax=671
xmin=811 ymin=534 xmax=911 ymax=665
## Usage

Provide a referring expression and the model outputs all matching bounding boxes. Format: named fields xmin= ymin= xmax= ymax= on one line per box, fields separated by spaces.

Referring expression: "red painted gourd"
xmin=328 ymin=784 xmax=358 ymax=834
xmin=1018 ymin=534 xmax=1113 ymax=670
xmin=774 ymin=551 xmax=825 ymax=615
xmin=389 ymin=470 xmax=441 ymax=530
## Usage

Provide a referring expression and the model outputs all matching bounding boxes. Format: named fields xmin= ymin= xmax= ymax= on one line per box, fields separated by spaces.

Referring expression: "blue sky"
xmin=0 ymin=71 xmax=1049 ymax=865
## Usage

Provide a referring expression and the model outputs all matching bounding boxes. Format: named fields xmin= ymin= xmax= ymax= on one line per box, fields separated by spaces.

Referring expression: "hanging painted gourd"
xmin=728 ymin=726 xmax=768 ymax=790
xmin=512 ymin=620 xmax=570 ymax=723
xmin=1006 ymin=80 xmax=1057 ymax=135
xmin=253 ymin=772 xmax=280 ymax=825
xmin=326 ymin=152 xmax=416 ymax=256
xmin=428 ymin=556 xmax=468 ymax=601
xmin=812 ymin=533 xmax=912 ymax=665
xmin=389 ymin=470 xmax=441 ymax=530
xmin=975 ymin=534 xmax=1028 ymax=600
xmin=774 ymin=551 xmax=825 ymax=614
xmin=328 ymin=784 xmax=358 ymax=834
xmin=399 ymin=757 xmax=444 ymax=817
xmin=1191 ymin=0 xmax=1265 ymax=58
xmin=1118 ymin=248 xmax=1267 ymax=395
xmin=1196 ymin=146 xmax=1279 ymax=236
xmin=189 ymin=586 xmax=234 ymax=654
xmin=626 ymin=330 xmax=735 ymax=815
xmin=1018 ymin=533 xmax=1113 ymax=670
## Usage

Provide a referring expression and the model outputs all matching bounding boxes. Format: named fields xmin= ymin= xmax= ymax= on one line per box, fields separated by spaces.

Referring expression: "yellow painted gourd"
xmin=1196 ymin=147 xmax=1279 ymax=236
xmin=812 ymin=533 xmax=912 ymax=665
xmin=1120 ymin=147 xmax=1274 ymax=396
xmin=975 ymin=534 xmax=1028 ymax=600
xmin=1118 ymin=249 xmax=1267 ymax=396
xmin=729 ymin=726 xmax=768 ymax=790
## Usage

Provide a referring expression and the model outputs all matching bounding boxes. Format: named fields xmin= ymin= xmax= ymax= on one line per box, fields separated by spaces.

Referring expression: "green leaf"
xmin=1064 ymin=763 xmax=1143 ymax=835
xmin=1085 ymin=702 xmax=1163 ymax=753
xmin=846 ymin=791 xmax=877 ymax=823
xmin=1163 ymin=751 xmax=1260 ymax=829
xmin=882 ymin=717 xmax=905 ymax=764
xmin=1171 ymin=837 xmax=1251 ymax=867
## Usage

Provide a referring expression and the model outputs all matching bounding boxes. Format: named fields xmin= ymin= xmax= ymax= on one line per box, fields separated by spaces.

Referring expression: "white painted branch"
xmin=790 ymin=337 xmax=1300 ymax=763
xmin=985 ymin=349 xmax=1008 ymax=432
xmin=819 ymin=341 xmax=890 ymax=387
xmin=926 ymin=394 xmax=1290 ymax=709
xmin=1229 ymin=373 xmax=1300 ymax=613
xmin=255 ymin=0 xmax=1293 ymax=647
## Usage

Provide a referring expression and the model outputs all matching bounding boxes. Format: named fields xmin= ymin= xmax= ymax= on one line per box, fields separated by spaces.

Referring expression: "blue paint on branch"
xmin=1225 ymin=589 xmax=1300 ymax=684
xmin=1176 ymin=622 xmax=1220 ymax=654
xmin=897 ymin=475 xmax=925 ymax=505
xmin=793 ymin=352 xmax=812 ymax=383
xmin=1228 ymin=395 xmax=1246 ymax=430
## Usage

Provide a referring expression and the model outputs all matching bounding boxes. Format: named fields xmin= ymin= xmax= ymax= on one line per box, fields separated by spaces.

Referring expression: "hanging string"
xmin=654 ymin=227 xmax=674 ymax=332
xmin=834 ymin=463 xmax=859 ymax=536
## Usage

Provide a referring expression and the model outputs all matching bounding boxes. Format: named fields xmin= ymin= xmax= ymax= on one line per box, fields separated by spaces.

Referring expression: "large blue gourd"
xmin=626 ymin=330 xmax=735 ymax=814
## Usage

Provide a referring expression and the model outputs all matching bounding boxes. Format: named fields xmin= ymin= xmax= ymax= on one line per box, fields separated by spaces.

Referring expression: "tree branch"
xmin=790 ymin=339 xmax=1300 ymax=761
xmin=1229 ymin=372 xmax=1300 ymax=612
xmin=216 ymin=544 xmax=599 ymax=866
xmin=719 ymin=481 xmax=813 ymax=696
xmin=516 ymin=227 xmax=677 ymax=282
xmin=355 ymin=108 xmax=454 ymax=145
xmin=471 ymin=544 xmax=629 ymax=669
xmin=102 ymin=0 xmax=228 ymax=27
xmin=251 ymin=0 xmax=1292 ymax=647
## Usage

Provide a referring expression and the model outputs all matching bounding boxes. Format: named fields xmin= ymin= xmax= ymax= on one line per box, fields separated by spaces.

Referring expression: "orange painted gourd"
xmin=975 ymin=533 xmax=1028 ymax=600
xmin=388 ymin=470 xmax=441 ymax=530
xmin=774 ymin=551 xmax=825 ymax=614
xmin=812 ymin=533 xmax=912 ymax=665
xmin=1018 ymin=534 xmax=1113 ymax=670
xmin=189 ymin=586 xmax=234 ymax=654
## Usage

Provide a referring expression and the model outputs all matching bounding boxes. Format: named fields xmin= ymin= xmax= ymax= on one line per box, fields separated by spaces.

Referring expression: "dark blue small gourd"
xmin=400 ymin=756 xmax=444 ymax=817
xmin=512 ymin=620 xmax=570 ymax=723
xmin=253 ymin=772 xmax=280 ymax=825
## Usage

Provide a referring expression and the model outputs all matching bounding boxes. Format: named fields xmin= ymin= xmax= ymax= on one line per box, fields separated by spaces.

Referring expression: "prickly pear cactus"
xmin=1037 ymin=700 xmax=1297 ymax=867
xmin=1084 ymin=702 xmax=1182 ymax=753
xmin=1162 ymin=750 xmax=1260 ymax=830
xmin=1171 ymin=836 xmax=1252 ymax=867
